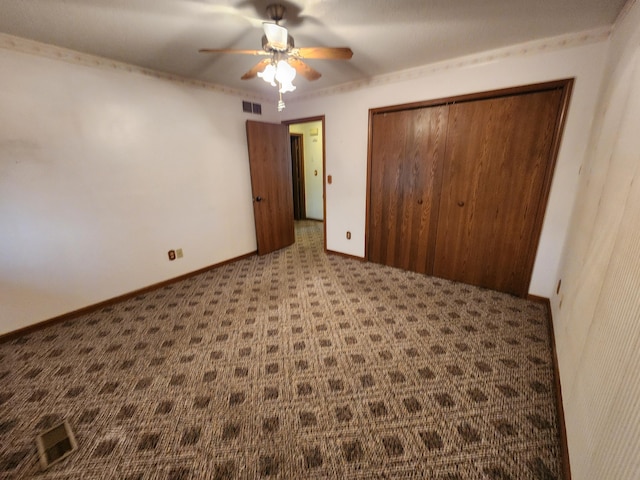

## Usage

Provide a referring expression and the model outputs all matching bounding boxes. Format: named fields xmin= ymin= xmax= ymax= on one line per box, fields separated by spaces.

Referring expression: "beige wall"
xmin=0 ymin=39 xmax=277 ymax=335
xmin=553 ymin=1 xmax=640 ymax=477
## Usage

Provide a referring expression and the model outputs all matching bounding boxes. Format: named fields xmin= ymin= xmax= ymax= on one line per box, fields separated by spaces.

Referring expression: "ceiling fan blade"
xmin=291 ymin=47 xmax=353 ymax=60
xmin=199 ymin=48 xmax=268 ymax=56
xmin=288 ymin=58 xmax=321 ymax=81
xmin=241 ymin=59 xmax=272 ymax=80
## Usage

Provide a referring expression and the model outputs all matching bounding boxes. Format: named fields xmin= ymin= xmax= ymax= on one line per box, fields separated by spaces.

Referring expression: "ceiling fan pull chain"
xmin=278 ymin=90 xmax=286 ymax=112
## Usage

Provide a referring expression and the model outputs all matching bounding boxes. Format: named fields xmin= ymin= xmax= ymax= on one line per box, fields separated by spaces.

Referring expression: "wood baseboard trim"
xmin=326 ymin=250 xmax=366 ymax=261
xmin=529 ymin=294 xmax=572 ymax=480
xmin=527 ymin=294 xmax=549 ymax=304
xmin=0 ymin=251 xmax=257 ymax=344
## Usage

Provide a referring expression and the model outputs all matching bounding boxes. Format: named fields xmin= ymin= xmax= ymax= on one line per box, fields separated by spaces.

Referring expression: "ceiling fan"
xmin=199 ymin=3 xmax=353 ymax=110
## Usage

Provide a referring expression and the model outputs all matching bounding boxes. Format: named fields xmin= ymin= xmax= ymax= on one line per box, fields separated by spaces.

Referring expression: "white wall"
xmin=0 ymin=40 xmax=276 ymax=335
xmin=283 ymin=34 xmax=609 ymax=297
xmin=289 ymin=121 xmax=324 ymax=220
xmin=552 ymin=1 xmax=640 ymax=477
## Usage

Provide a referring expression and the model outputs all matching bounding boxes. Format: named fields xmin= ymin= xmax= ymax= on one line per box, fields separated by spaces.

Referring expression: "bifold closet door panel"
xmin=433 ymin=89 xmax=564 ymax=296
xmin=368 ymin=106 xmax=448 ymax=273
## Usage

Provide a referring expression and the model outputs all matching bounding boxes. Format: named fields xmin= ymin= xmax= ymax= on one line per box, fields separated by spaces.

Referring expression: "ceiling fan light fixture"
xmin=275 ymin=60 xmax=296 ymax=93
xmin=199 ymin=3 xmax=353 ymax=111
xmin=257 ymin=63 xmax=277 ymax=86
xmin=263 ymin=23 xmax=288 ymax=51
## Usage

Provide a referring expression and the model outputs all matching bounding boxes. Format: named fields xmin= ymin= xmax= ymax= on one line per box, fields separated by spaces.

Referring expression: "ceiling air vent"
xmin=242 ymin=101 xmax=262 ymax=115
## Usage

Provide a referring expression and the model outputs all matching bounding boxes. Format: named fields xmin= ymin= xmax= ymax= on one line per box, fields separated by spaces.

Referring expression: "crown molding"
xmin=616 ymin=0 xmax=638 ymax=26
xmin=291 ymin=26 xmax=612 ymax=102
xmin=0 ymin=25 xmax=612 ymax=105
xmin=0 ymin=33 xmax=270 ymax=102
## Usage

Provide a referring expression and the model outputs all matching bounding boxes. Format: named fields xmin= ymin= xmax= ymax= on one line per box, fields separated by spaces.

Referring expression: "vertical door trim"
xmin=523 ymin=80 xmax=574 ymax=293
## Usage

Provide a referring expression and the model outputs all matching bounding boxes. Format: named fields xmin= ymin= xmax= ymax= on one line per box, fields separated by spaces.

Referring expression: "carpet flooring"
xmin=0 ymin=221 xmax=562 ymax=479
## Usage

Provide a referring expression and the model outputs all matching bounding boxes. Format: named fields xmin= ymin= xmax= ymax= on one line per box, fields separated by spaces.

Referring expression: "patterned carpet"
xmin=0 ymin=221 xmax=562 ymax=479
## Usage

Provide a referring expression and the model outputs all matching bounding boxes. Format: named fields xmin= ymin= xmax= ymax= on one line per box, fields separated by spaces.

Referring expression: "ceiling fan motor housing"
xmin=262 ymin=33 xmax=294 ymax=53
xmin=266 ymin=4 xmax=286 ymax=23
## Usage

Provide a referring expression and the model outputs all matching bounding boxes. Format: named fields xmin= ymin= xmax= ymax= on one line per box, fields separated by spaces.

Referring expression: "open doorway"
xmin=284 ymin=116 xmax=326 ymax=250
xmin=290 ymin=133 xmax=305 ymax=220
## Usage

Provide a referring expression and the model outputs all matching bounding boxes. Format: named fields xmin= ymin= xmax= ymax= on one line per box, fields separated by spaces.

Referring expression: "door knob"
xmin=457 ymin=201 xmax=465 ymax=207
xmin=255 ymin=196 xmax=263 ymax=202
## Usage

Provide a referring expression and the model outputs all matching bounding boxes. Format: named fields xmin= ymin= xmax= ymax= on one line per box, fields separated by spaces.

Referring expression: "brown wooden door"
xmin=368 ymin=106 xmax=449 ymax=273
xmin=433 ymin=89 xmax=564 ymax=296
xmin=246 ymin=120 xmax=295 ymax=255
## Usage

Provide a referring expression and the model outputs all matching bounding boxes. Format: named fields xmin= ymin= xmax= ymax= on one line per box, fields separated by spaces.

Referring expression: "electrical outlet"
xmin=346 ymin=231 xmax=351 ymax=240
xmin=168 ymin=250 xmax=176 ymax=261
xmin=176 ymin=248 xmax=183 ymax=259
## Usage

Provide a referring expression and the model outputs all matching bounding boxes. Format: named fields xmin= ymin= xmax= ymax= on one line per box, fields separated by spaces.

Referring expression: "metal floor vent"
xmin=36 ymin=420 xmax=78 ymax=470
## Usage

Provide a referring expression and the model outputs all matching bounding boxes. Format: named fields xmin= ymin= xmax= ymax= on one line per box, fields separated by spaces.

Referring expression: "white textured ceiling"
xmin=0 ymin=0 xmax=628 ymax=97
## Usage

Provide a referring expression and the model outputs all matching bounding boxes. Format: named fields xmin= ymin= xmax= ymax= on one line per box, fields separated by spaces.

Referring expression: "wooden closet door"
xmin=433 ymin=89 xmax=563 ymax=296
xmin=368 ymin=106 xmax=448 ymax=273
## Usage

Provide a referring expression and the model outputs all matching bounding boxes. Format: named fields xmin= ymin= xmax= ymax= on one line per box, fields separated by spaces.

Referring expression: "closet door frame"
xmin=365 ymin=78 xmax=574 ymax=296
